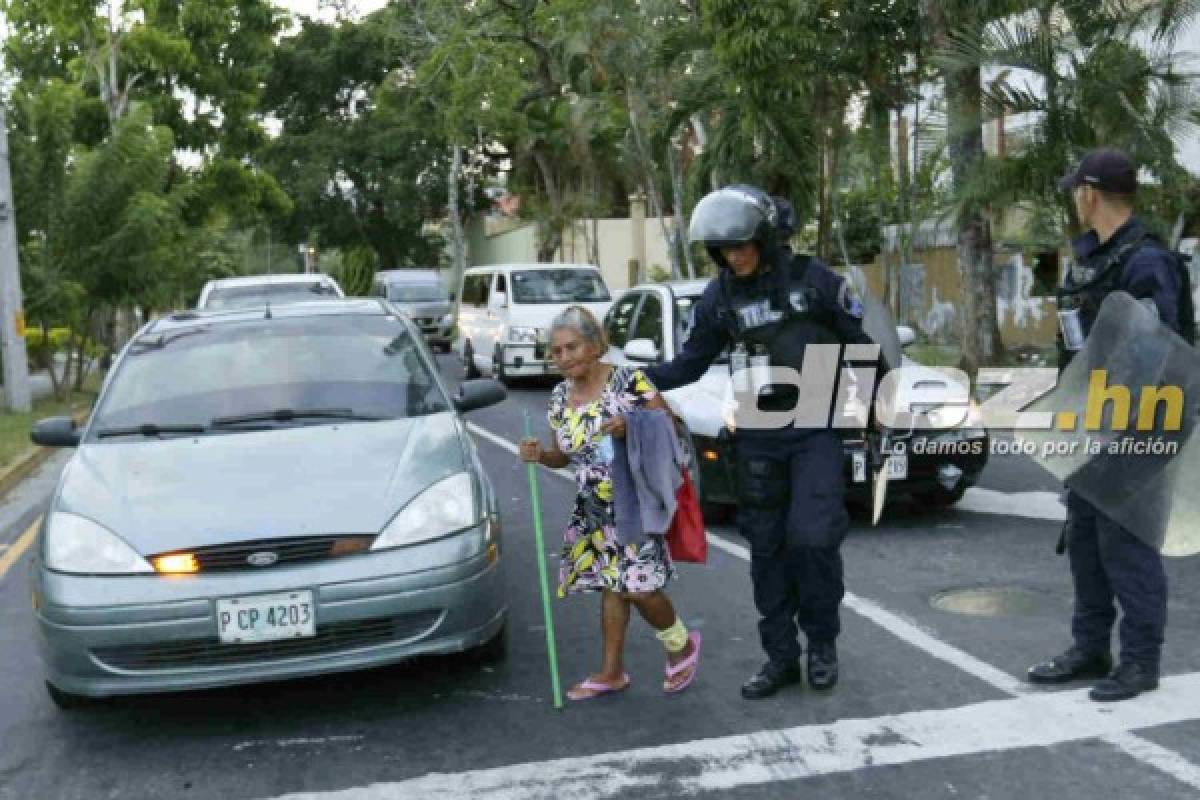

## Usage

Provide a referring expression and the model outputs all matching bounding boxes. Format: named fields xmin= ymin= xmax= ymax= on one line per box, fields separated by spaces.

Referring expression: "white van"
xmin=455 ymin=263 xmax=613 ymax=383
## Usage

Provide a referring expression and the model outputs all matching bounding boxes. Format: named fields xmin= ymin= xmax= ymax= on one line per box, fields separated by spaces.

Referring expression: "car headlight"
xmin=507 ymin=326 xmax=540 ymax=344
xmin=371 ymin=472 xmax=479 ymax=550
xmin=43 ymin=512 xmax=154 ymax=575
xmin=440 ymin=314 xmax=454 ymax=327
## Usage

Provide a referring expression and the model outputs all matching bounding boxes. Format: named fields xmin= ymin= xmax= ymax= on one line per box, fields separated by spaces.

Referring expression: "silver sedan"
xmin=30 ymin=299 xmax=508 ymax=708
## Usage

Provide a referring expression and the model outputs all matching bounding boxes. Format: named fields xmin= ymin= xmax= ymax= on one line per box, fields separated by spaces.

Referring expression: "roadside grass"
xmin=0 ymin=372 xmax=103 ymax=471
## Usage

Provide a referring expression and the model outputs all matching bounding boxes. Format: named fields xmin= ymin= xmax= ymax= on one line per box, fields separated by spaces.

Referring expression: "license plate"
xmin=217 ymin=590 xmax=315 ymax=645
xmin=851 ymin=451 xmax=907 ymax=482
xmin=852 ymin=451 xmax=867 ymax=483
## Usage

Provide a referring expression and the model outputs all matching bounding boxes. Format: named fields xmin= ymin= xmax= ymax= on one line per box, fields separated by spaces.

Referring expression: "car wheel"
xmin=915 ymin=484 xmax=968 ymax=510
xmin=463 ymin=339 xmax=481 ymax=380
xmin=45 ymin=681 xmax=94 ymax=711
xmin=466 ymin=621 xmax=508 ymax=665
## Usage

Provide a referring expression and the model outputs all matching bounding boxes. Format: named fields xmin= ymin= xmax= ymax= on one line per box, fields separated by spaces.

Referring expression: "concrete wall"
xmin=862 ymin=248 xmax=1059 ymax=349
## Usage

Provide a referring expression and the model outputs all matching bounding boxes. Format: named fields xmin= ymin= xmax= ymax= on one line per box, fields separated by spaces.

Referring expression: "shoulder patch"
xmin=836 ymin=280 xmax=864 ymax=318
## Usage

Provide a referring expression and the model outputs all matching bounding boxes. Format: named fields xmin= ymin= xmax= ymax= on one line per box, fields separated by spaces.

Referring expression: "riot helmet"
xmin=688 ymin=185 xmax=779 ymax=269
xmin=771 ymin=196 xmax=797 ymax=240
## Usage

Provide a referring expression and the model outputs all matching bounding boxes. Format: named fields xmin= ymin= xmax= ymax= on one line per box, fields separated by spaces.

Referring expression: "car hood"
xmin=55 ymin=413 xmax=469 ymax=554
xmin=506 ymin=301 xmax=613 ymax=329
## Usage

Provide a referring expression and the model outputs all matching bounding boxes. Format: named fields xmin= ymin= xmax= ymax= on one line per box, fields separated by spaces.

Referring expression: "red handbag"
xmin=666 ymin=470 xmax=707 ymax=563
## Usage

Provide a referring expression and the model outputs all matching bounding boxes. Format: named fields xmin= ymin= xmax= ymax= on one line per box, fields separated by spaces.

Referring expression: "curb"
xmin=0 ymin=408 xmax=91 ymax=502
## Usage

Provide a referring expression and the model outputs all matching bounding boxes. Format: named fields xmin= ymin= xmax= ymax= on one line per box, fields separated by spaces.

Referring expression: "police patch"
xmin=837 ymin=281 xmax=864 ymax=318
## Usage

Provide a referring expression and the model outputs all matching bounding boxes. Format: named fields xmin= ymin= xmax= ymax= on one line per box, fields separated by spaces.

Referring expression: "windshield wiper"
xmin=210 ymin=408 xmax=385 ymax=427
xmin=127 ymin=328 xmax=212 ymax=355
xmin=96 ymin=423 xmax=208 ymax=439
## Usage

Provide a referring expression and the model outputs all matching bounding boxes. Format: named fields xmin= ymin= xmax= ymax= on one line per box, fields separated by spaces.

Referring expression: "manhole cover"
xmin=930 ymin=587 xmax=1043 ymax=617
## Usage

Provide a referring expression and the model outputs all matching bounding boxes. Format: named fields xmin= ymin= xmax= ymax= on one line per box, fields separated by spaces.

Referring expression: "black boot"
xmin=807 ymin=640 xmax=838 ymax=690
xmin=741 ymin=660 xmax=803 ymax=699
xmin=1027 ymin=646 xmax=1112 ymax=685
xmin=1089 ymin=662 xmax=1159 ymax=702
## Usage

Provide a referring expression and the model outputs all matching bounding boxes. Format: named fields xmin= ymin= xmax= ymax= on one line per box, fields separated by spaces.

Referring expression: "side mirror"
xmin=31 ymin=416 xmax=81 ymax=448
xmin=624 ymin=338 xmax=660 ymax=362
xmin=896 ymin=325 xmax=916 ymax=348
xmin=491 ymin=291 xmax=508 ymax=309
xmin=453 ymin=379 xmax=507 ymax=413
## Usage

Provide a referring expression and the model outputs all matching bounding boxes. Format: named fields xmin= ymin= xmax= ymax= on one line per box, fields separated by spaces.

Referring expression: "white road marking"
xmin=455 ymin=424 xmax=1200 ymax=792
xmin=234 ymin=736 xmax=365 ymax=752
xmin=266 ymin=674 xmax=1200 ymax=800
xmin=958 ymin=487 xmax=1066 ymax=521
xmin=467 ymin=423 xmax=573 ymax=481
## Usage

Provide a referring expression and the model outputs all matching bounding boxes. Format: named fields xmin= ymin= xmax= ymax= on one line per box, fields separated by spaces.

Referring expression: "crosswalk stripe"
xmin=456 ymin=424 xmax=1200 ymax=793
xmin=266 ymin=673 xmax=1200 ymax=800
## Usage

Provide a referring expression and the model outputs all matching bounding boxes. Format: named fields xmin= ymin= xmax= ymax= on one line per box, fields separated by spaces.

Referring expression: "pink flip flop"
xmin=664 ymin=630 xmax=702 ymax=694
xmin=567 ymin=674 xmax=631 ymax=701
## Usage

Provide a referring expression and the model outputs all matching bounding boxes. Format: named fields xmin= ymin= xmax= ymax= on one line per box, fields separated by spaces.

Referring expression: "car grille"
xmin=153 ymin=536 xmax=377 ymax=573
xmin=91 ymin=611 xmax=443 ymax=672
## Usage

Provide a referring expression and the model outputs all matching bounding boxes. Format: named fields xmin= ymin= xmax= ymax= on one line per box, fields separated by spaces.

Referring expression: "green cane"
xmin=524 ymin=410 xmax=564 ymax=709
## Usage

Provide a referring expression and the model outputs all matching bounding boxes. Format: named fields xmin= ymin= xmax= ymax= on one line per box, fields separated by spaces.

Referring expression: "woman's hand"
xmin=601 ymin=415 xmax=627 ymax=439
xmin=518 ymin=437 xmax=544 ymax=463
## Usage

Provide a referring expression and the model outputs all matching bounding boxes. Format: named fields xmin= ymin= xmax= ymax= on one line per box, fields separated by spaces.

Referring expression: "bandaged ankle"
xmin=655 ymin=618 xmax=689 ymax=653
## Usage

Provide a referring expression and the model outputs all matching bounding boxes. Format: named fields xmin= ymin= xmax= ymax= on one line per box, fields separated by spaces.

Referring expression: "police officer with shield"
xmin=1028 ymin=148 xmax=1195 ymax=702
xmin=646 ymin=186 xmax=881 ymax=698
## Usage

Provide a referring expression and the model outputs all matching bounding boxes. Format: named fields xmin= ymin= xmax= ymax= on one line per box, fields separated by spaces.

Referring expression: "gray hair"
xmin=548 ymin=304 xmax=608 ymax=352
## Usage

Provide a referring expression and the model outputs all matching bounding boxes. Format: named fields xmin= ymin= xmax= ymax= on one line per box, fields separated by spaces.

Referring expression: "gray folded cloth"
xmin=611 ymin=409 xmax=684 ymax=546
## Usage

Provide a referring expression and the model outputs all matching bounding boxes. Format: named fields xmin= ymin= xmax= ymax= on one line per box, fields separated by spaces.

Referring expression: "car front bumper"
xmin=497 ymin=343 xmax=560 ymax=377
xmin=33 ymin=524 xmax=505 ymax=698
xmin=690 ymin=429 xmax=989 ymax=507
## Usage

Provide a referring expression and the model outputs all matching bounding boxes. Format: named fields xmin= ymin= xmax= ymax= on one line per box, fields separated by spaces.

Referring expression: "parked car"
xmin=30 ymin=299 xmax=508 ymax=708
xmin=455 ymin=263 xmax=614 ymax=384
xmin=604 ymin=281 xmax=989 ymax=514
xmin=372 ymin=269 xmax=454 ymax=351
xmin=196 ymin=274 xmax=344 ymax=310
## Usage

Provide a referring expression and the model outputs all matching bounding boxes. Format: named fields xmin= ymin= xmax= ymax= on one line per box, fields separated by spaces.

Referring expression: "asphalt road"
xmin=2 ymin=353 xmax=1200 ymax=799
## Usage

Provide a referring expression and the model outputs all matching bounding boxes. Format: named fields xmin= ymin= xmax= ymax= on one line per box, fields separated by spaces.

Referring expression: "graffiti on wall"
xmin=995 ymin=253 xmax=1046 ymax=329
xmin=919 ymin=286 xmax=957 ymax=340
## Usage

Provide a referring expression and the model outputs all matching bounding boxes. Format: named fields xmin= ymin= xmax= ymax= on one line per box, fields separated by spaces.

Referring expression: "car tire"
xmin=45 ymin=681 xmax=94 ymax=711
xmin=466 ymin=621 xmax=509 ymax=665
xmin=915 ymin=484 xmax=968 ymax=509
xmin=463 ymin=340 xmax=481 ymax=380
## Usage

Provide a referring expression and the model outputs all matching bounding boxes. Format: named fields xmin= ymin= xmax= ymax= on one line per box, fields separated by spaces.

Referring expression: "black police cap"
xmin=1058 ymin=148 xmax=1137 ymax=194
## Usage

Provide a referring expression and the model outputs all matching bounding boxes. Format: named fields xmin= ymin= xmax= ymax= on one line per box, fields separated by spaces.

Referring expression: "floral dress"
xmin=548 ymin=366 xmax=676 ymax=597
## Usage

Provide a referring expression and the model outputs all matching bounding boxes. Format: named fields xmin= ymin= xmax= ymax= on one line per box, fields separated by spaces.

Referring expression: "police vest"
xmin=716 ymin=255 xmax=844 ymax=410
xmin=1057 ymin=233 xmax=1197 ymax=369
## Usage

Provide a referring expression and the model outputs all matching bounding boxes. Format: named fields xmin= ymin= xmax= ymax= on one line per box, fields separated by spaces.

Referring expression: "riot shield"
xmin=857 ymin=288 xmax=903 ymax=524
xmin=1016 ymin=292 xmax=1200 ymax=555
xmin=860 ymin=291 xmax=902 ymax=373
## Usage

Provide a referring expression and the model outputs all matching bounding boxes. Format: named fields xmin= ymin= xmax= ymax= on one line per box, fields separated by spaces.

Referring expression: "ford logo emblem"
xmin=246 ymin=551 xmax=279 ymax=567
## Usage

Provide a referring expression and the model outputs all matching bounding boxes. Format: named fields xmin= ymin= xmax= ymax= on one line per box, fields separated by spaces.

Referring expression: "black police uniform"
xmin=647 ymin=244 xmax=875 ymax=681
xmin=1056 ymin=216 xmax=1192 ymax=677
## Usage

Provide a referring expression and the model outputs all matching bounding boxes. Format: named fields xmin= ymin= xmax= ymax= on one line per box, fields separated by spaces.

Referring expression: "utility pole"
xmin=0 ymin=105 xmax=32 ymax=413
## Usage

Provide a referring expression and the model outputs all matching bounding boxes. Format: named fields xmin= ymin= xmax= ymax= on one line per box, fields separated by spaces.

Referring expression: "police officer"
xmin=646 ymin=186 xmax=880 ymax=698
xmin=1028 ymin=148 xmax=1195 ymax=702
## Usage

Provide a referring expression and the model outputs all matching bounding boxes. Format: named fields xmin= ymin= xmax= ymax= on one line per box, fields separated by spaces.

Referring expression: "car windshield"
xmin=203 ymin=282 xmax=339 ymax=310
xmin=387 ymin=284 xmax=448 ymax=303
xmin=91 ymin=315 xmax=448 ymax=438
xmin=511 ymin=269 xmax=610 ymax=304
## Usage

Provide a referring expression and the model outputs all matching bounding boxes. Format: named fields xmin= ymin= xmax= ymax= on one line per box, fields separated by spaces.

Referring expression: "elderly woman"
xmin=519 ymin=305 xmax=701 ymax=700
